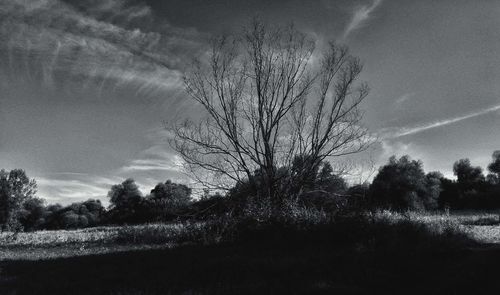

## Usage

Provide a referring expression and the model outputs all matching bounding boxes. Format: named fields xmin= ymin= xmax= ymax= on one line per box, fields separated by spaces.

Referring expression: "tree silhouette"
xmin=370 ymin=156 xmax=438 ymax=211
xmin=170 ymin=20 xmax=370 ymax=214
xmin=453 ymin=158 xmax=484 ymax=191
xmin=144 ymin=180 xmax=193 ymax=220
xmin=0 ymin=169 xmax=37 ymax=231
xmin=488 ymin=151 xmax=500 ymax=179
xmin=107 ymin=178 xmax=143 ymax=224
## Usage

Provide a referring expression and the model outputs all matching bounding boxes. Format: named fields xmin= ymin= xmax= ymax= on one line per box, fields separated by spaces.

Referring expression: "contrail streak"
xmin=381 ymin=103 xmax=500 ymax=139
xmin=343 ymin=0 xmax=382 ymax=39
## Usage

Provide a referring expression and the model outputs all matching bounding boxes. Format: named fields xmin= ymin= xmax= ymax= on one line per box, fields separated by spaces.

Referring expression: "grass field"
xmin=0 ymin=210 xmax=499 ymax=260
xmin=1 ymin=211 xmax=500 ymax=294
xmin=370 ymin=210 xmax=500 ymax=243
xmin=0 ymin=223 xmax=183 ymax=260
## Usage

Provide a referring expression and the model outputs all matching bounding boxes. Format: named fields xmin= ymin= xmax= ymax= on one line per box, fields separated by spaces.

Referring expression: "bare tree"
xmin=169 ymin=20 xmax=370 ymax=211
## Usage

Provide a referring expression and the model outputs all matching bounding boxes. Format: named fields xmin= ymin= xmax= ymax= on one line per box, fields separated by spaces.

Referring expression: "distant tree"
xmin=315 ymin=162 xmax=348 ymax=194
xmin=41 ymin=199 xmax=105 ymax=229
xmin=18 ymin=197 xmax=47 ymax=231
xmin=149 ymin=180 xmax=192 ymax=207
xmin=488 ymin=151 xmax=500 ymax=178
xmin=486 ymin=173 xmax=499 ymax=185
xmin=107 ymin=179 xmax=144 ymax=224
xmin=108 ymin=179 xmax=142 ymax=209
xmin=143 ymin=180 xmax=193 ymax=221
xmin=61 ymin=211 xmax=81 ymax=229
xmin=81 ymin=199 xmax=105 ymax=225
xmin=453 ymin=158 xmax=484 ymax=191
xmin=370 ymin=155 xmax=437 ymax=211
xmin=424 ymin=171 xmax=443 ymax=210
xmin=0 ymin=169 xmax=37 ymax=231
xmin=437 ymin=176 xmax=459 ymax=209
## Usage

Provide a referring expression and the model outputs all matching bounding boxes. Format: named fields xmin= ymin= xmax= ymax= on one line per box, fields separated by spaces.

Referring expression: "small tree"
xmin=18 ymin=197 xmax=46 ymax=231
xmin=149 ymin=180 xmax=192 ymax=207
xmin=107 ymin=178 xmax=143 ymax=224
xmin=370 ymin=155 xmax=438 ymax=211
xmin=170 ymin=20 xmax=370 ymax=215
xmin=424 ymin=171 xmax=443 ymax=210
xmin=144 ymin=180 xmax=193 ymax=220
xmin=453 ymin=158 xmax=484 ymax=191
xmin=488 ymin=151 xmax=500 ymax=180
xmin=0 ymin=169 xmax=37 ymax=231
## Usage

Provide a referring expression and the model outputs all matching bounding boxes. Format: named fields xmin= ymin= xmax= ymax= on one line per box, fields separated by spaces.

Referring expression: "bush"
xmin=181 ymin=208 xmax=475 ymax=254
xmin=43 ymin=199 xmax=105 ymax=230
xmin=370 ymin=155 xmax=441 ymax=211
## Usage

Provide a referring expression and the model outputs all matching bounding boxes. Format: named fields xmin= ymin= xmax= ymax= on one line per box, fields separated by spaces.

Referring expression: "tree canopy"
xmin=370 ymin=156 xmax=440 ymax=211
xmin=170 ymin=20 xmax=370 ymax=215
xmin=0 ymin=169 xmax=37 ymax=231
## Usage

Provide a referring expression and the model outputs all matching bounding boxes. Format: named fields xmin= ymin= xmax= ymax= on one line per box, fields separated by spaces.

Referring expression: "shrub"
xmin=370 ymin=155 xmax=441 ymax=211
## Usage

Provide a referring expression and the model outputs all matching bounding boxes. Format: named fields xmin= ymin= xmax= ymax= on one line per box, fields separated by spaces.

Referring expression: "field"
xmin=0 ymin=223 xmax=184 ymax=260
xmin=2 ymin=210 xmax=499 ymax=260
xmin=1 ymin=211 xmax=500 ymax=294
xmin=370 ymin=210 xmax=500 ymax=243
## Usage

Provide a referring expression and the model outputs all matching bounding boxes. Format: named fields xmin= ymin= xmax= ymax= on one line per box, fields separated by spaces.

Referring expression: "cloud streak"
xmin=120 ymin=157 xmax=183 ymax=172
xmin=395 ymin=92 xmax=415 ymax=107
xmin=381 ymin=103 xmax=500 ymax=139
xmin=343 ymin=0 xmax=382 ymax=39
xmin=0 ymin=0 xmax=205 ymax=96
xmin=36 ymin=175 xmax=118 ymax=204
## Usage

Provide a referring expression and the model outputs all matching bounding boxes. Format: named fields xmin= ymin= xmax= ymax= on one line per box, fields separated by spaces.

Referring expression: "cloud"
xmin=36 ymin=175 xmax=119 ymax=204
xmin=0 ymin=0 xmax=205 ymax=96
xmin=380 ymin=103 xmax=500 ymax=139
xmin=343 ymin=0 xmax=382 ymax=39
xmin=120 ymin=156 xmax=183 ymax=172
xmin=34 ymin=126 xmax=190 ymax=205
xmin=395 ymin=92 xmax=415 ymax=107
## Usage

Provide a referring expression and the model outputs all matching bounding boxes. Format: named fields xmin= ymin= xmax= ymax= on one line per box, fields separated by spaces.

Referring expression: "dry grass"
xmin=0 ymin=223 xmax=182 ymax=261
xmin=1 ymin=210 xmax=500 ymax=261
xmin=0 ymin=223 xmax=182 ymax=247
xmin=0 ymin=226 xmax=118 ymax=246
xmin=371 ymin=210 xmax=500 ymax=244
xmin=371 ymin=209 xmax=500 ymax=225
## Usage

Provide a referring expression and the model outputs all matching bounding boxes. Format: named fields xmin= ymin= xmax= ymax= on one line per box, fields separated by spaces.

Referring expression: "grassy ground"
xmin=0 ymin=223 xmax=182 ymax=260
xmin=0 ymin=211 xmax=500 ymax=294
xmin=370 ymin=210 xmax=500 ymax=243
xmin=1 ymin=211 xmax=500 ymax=260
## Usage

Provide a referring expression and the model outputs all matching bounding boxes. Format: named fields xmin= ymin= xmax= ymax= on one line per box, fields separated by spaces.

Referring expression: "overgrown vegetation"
xmin=3 ymin=150 xmax=500 ymax=233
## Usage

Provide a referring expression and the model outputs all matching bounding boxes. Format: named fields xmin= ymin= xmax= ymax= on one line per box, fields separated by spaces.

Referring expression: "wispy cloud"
xmin=0 ymin=0 xmax=205 ymax=96
xmin=120 ymin=156 xmax=183 ymax=172
xmin=36 ymin=175 xmax=119 ymax=204
xmin=395 ymin=92 xmax=415 ymax=107
xmin=380 ymin=103 xmax=500 ymax=139
xmin=343 ymin=0 xmax=382 ymax=39
xmin=116 ymin=126 xmax=194 ymax=192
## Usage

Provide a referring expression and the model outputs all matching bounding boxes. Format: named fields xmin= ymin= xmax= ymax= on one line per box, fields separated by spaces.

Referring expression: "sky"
xmin=0 ymin=0 xmax=499 ymax=205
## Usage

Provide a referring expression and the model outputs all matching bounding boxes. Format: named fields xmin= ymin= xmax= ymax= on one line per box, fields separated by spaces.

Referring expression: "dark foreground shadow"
xmin=1 ymin=240 xmax=500 ymax=295
xmin=0 ymin=218 xmax=498 ymax=294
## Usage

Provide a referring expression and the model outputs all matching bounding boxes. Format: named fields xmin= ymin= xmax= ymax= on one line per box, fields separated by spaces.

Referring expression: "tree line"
xmin=0 ymin=172 xmax=193 ymax=231
xmin=1 ymin=150 xmax=500 ymax=231
xmin=370 ymin=151 xmax=500 ymax=211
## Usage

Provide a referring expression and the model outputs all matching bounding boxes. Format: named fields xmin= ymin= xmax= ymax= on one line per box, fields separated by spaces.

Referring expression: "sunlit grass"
xmin=0 ymin=223 xmax=180 ymax=247
xmin=1 ymin=210 xmax=500 ymax=261
xmin=370 ymin=209 xmax=500 ymax=244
